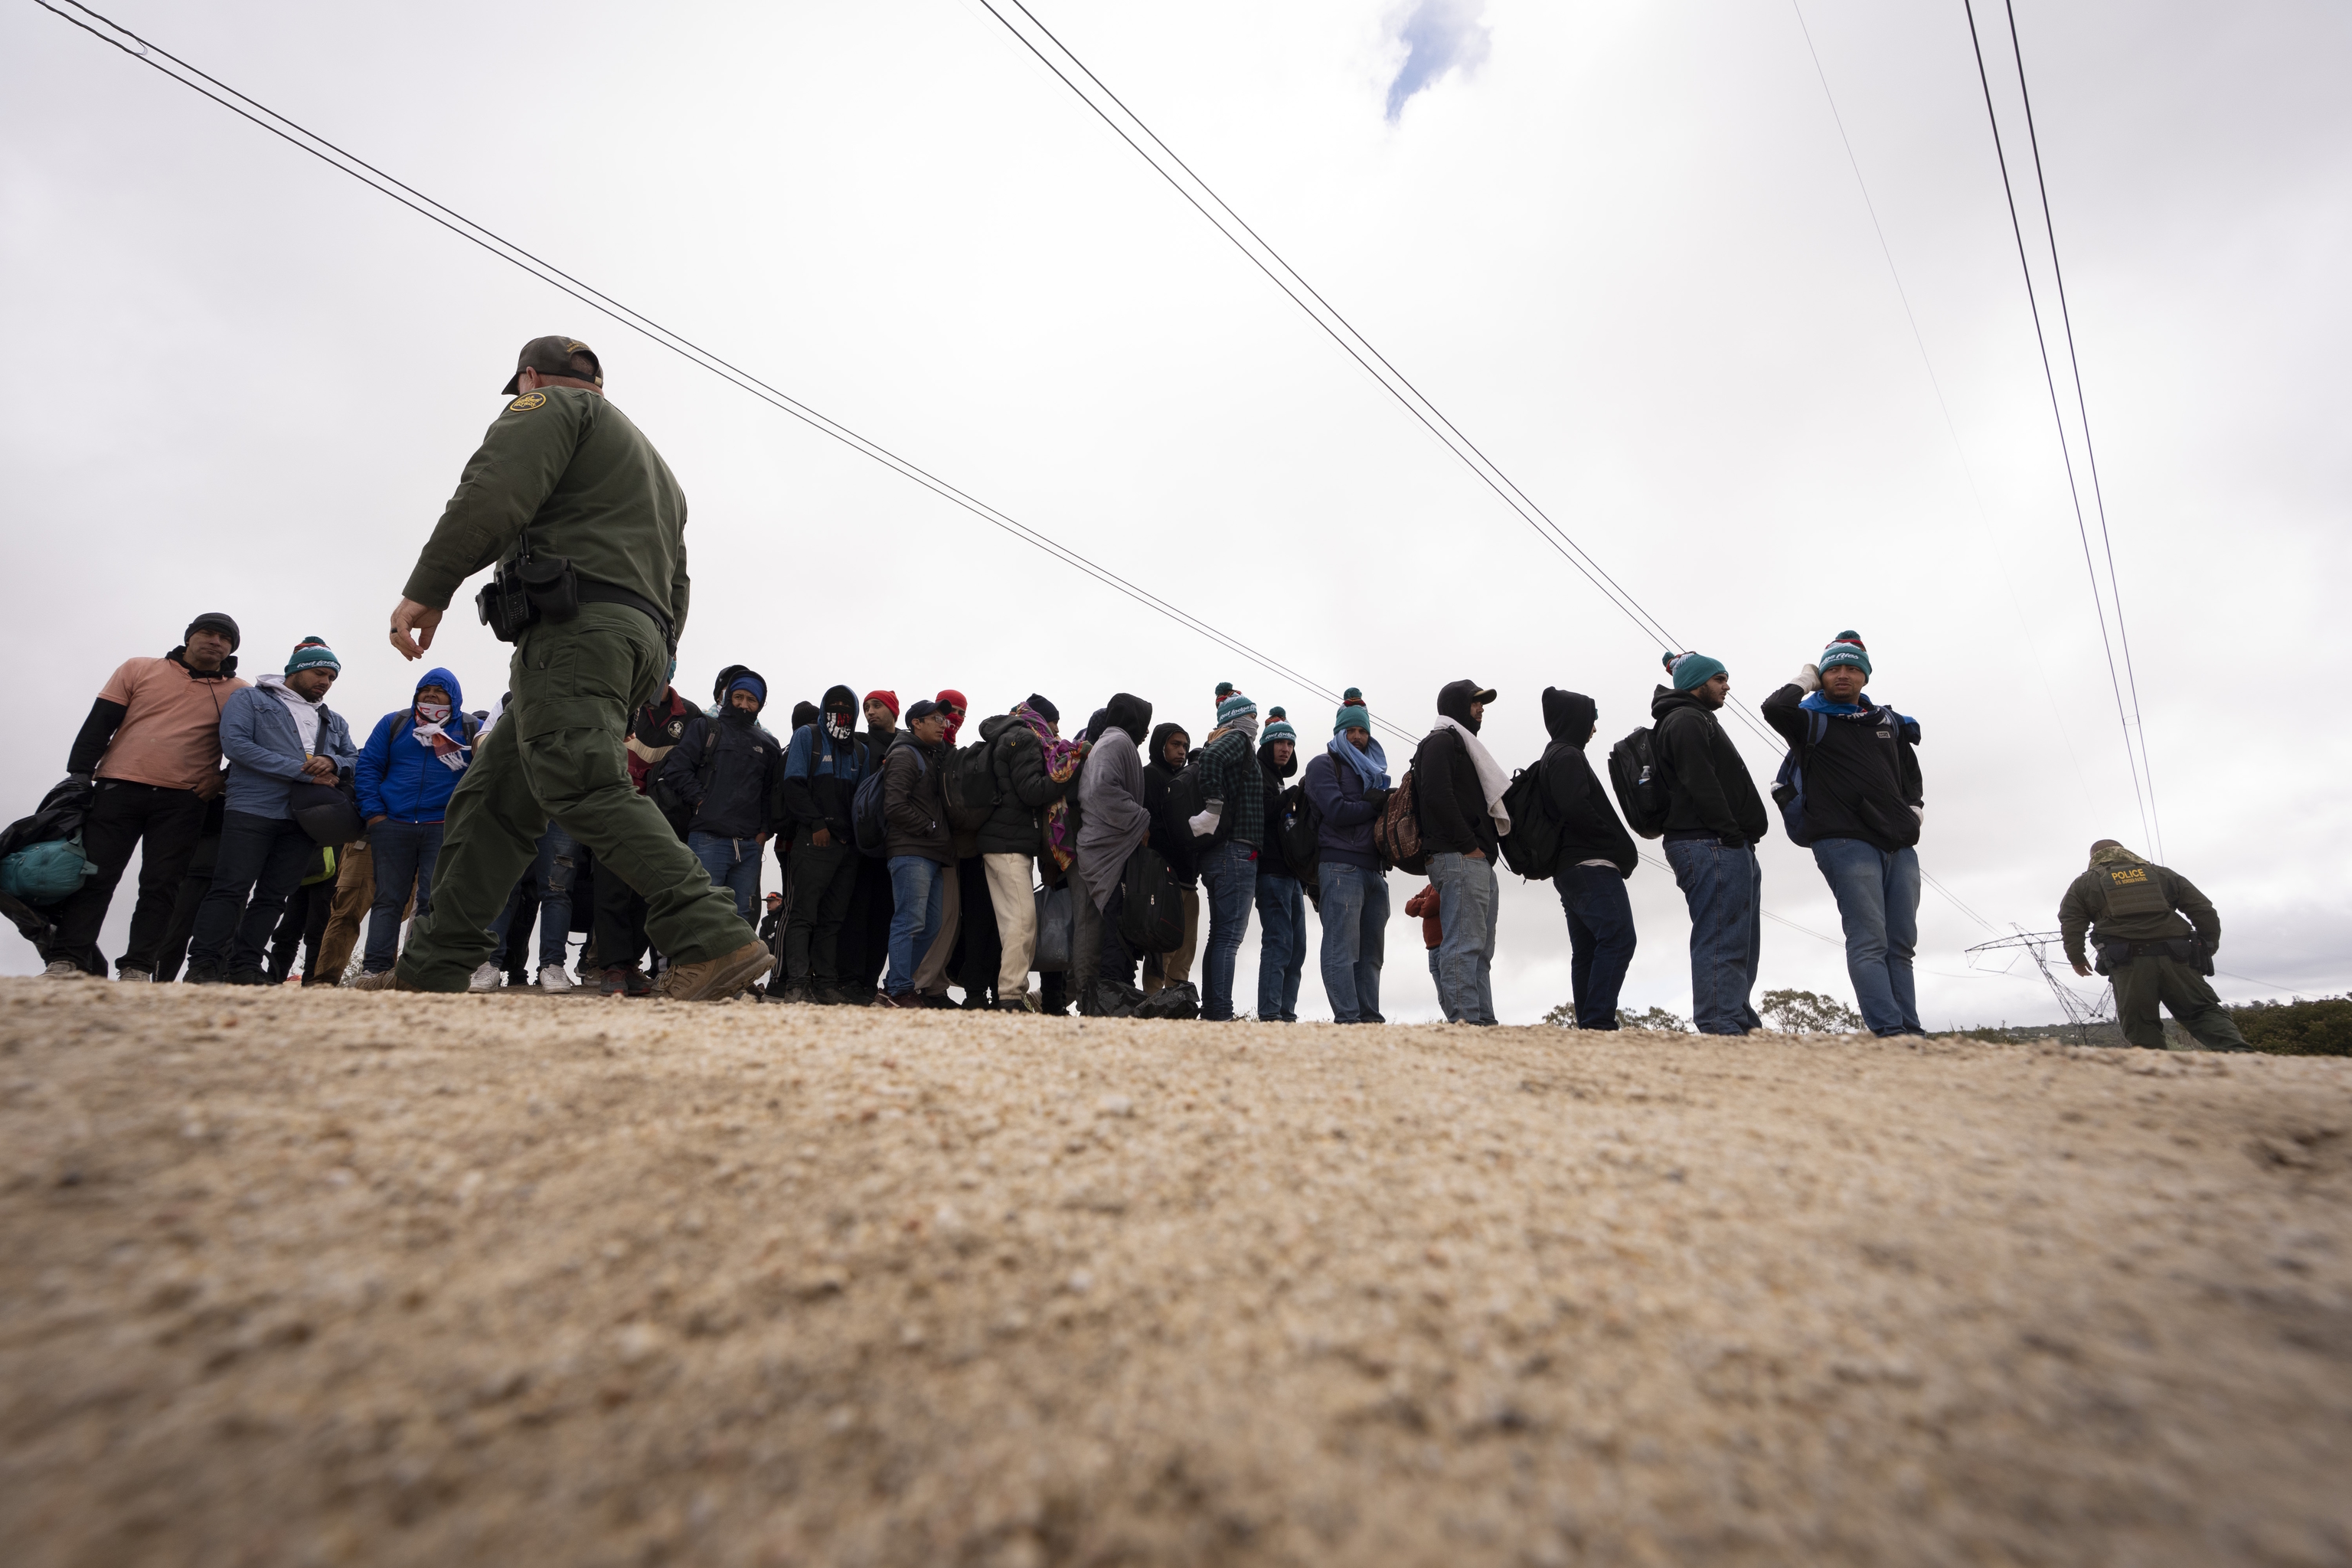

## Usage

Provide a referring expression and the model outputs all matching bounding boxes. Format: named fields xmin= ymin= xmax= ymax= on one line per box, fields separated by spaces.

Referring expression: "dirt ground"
xmin=2 ymin=980 xmax=2347 ymax=1568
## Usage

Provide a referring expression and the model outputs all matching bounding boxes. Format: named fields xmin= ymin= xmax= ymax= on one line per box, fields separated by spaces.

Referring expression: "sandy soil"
xmin=2 ymin=978 xmax=2347 ymax=1568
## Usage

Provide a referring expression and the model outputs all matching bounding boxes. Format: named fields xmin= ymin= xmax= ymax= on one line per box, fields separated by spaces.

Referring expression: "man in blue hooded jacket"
xmin=354 ymin=665 xmax=476 ymax=979
xmin=185 ymin=640 xmax=359 ymax=984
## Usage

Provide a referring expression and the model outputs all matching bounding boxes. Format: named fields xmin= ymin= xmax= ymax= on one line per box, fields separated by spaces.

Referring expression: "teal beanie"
xmin=1333 ymin=703 xmax=1370 ymax=736
xmin=1263 ymin=717 xmax=1296 ymax=746
xmin=1663 ymin=650 xmax=1725 ymax=692
xmin=286 ymin=641 xmax=341 ymax=677
xmin=1216 ymin=690 xmax=1256 ymax=727
xmin=1819 ymin=631 xmax=1871 ymax=676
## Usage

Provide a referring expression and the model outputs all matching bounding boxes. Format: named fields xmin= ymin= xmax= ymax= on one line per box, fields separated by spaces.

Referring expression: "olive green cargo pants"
xmin=2112 ymin=954 xmax=2246 ymax=1051
xmin=397 ymin=604 xmax=750 ymax=991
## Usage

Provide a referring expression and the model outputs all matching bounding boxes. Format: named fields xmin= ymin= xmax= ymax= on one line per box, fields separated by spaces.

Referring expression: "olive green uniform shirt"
xmin=400 ymin=387 xmax=691 ymax=640
xmin=2057 ymin=852 xmax=2220 ymax=968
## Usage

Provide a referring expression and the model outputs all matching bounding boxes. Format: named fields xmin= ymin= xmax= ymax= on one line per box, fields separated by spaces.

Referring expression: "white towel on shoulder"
xmin=1431 ymin=715 xmax=1511 ymax=836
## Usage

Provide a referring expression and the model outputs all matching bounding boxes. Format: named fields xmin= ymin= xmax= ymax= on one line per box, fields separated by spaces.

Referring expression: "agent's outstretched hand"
xmin=390 ymin=598 xmax=442 ymax=661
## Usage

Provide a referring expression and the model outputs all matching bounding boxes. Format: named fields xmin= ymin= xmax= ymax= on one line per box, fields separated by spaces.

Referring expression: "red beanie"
xmin=936 ymin=688 xmax=969 ymax=744
xmin=865 ymin=689 xmax=898 ymax=718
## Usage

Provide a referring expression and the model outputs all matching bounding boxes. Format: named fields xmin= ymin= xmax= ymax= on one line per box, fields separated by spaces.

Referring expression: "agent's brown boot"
xmin=652 ymin=940 xmax=776 ymax=1002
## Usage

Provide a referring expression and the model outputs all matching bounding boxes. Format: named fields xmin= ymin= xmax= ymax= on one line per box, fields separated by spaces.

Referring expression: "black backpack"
xmin=1119 ymin=844 xmax=1185 ymax=953
xmin=1607 ymin=728 xmax=1672 ymax=839
xmin=853 ymin=743 xmax=916 ymax=858
xmin=1498 ymin=760 xmax=1563 ymax=880
xmin=944 ymin=733 xmax=1002 ymax=833
xmin=1275 ymin=781 xmax=1321 ymax=880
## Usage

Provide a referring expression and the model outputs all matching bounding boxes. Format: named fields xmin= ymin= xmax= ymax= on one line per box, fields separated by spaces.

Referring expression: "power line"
xmin=1995 ymin=0 xmax=2160 ymax=860
xmin=1959 ymin=0 xmax=2158 ymax=856
xmin=34 ymin=0 xmax=1347 ymax=709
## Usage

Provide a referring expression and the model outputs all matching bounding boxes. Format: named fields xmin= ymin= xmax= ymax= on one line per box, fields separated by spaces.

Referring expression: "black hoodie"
xmin=1256 ymin=733 xmax=1303 ymax=878
xmin=1142 ymin=722 xmax=1197 ymax=885
xmin=1539 ymin=688 xmax=1638 ymax=877
xmin=1651 ymin=684 xmax=1769 ymax=844
xmin=1414 ymin=678 xmax=1499 ymax=858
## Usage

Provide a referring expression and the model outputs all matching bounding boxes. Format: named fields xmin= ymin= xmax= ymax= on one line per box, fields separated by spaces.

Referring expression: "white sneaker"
xmin=42 ymin=959 xmax=86 ymax=981
xmin=535 ymin=963 xmax=574 ymax=993
xmin=466 ymin=962 xmax=502 ymax=993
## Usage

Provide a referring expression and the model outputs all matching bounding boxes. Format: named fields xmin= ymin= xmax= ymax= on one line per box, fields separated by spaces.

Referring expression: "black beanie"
xmin=185 ymin=612 xmax=241 ymax=651
xmin=1025 ymin=692 xmax=1059 ymax=724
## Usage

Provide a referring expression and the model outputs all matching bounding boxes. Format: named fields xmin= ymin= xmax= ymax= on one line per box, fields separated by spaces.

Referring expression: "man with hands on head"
xmin=366 ymin=335 xmax=771 ymax=1001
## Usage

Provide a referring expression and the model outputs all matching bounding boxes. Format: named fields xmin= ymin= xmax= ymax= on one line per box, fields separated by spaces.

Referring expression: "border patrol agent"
xmin=2058 ymin=839 xmax=2246 ymax=1050
xmin=364 ymin=337 xmax=773 ymax=1000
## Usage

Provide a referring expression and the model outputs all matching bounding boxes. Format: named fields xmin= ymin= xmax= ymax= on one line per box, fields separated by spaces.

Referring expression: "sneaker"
xmin=921 ymin=993 xmax=957 ymax=1009
xmin=536 ymin=964 xmax=575 ymax=994
xmin=599 ymin=965 xmax=652 ymax=998
xmin=466 ymin=962 xmax=502 ymax=994
xmin=116 ymin=965 xmax=152 ymax=984
xmin=41 ymin=959 xmax=86 ymax=982
xmin=881 ymin=990 xmax=926 ymax=1009
xmin=992 ymin=997 xmax=1031 ymax=1014
xmin=228 ymin=969 xmax=267 ymax=988
xmin=652 ymin=940 xmax=775 ymax=1002
xmin=183 ymin=967 xmax=224 ymax=986
xmin=802 ymin=984 xmax=836 ymax=1006
xmin=348 ymin=968 xmax=415 ymax=992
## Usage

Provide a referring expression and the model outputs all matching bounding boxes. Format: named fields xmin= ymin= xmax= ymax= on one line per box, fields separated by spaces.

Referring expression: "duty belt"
xmin=576 ymin=580 xmax=674 ymax=648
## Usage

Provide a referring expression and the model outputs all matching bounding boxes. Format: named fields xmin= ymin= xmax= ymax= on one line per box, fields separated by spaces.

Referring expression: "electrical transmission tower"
xmin=1965 ymin=927 xmax=2115 ymax=1045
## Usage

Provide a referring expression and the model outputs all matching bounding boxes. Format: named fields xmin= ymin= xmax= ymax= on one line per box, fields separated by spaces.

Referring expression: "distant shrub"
xmin=2231 ymin=995 xmax=2352 ymax=1057
xmin=1759 ymin=988 xmax=1865 ymax=1034
xmin=1619 ymin=1005 xmax=1691 ymax=1034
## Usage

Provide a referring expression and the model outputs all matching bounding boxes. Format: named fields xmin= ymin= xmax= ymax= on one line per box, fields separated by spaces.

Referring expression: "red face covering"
xmin=936 ymin=688 xmax=968 ymax=746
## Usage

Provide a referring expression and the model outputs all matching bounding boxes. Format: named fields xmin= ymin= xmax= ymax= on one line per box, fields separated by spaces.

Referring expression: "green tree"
xmin=1759 ymin=988 xmax=1865 ymax=1034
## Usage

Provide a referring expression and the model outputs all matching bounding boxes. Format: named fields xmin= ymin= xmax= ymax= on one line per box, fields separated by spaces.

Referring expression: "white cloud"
xmin=1385 ymin=0 xmax=1492 ymax=121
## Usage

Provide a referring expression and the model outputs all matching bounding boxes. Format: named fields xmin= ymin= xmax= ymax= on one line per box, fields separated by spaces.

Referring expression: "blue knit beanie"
xmin=1216 ymin=690 xmax=1256 ymax=727
xmin=285 ymin=640 xmax=341 ymax=677
xmin=1332 ymin=703 xmax=1370 ymax=736
xmin=1818 ymin=631 xmax=1871 ymax=677
xmin=728 ymin=674 xmax=767 ymax=704
xmin=1663 ymin=650 xmax=1724 ymax=692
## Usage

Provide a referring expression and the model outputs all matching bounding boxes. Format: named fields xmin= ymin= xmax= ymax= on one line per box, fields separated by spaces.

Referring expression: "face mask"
xmin=824 ymin=714 xmax=851 ymax=740
xmin=416 ymin=702 xmax=452 ymax=725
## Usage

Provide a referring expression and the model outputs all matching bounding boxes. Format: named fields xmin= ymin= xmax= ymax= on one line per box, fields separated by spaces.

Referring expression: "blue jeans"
xmin=1813 ymin=838 xmax=1922 ymax=1034
xmin=364 ymin=820 xmax=445 ymax=974
xmin=1254 ymin=874 xmax=1306 ymax=1021
xmin=690 ymin=831 xmax=763 ymax=924
xmin=1428 ymin=851 xmax=1498 ymax=1024
xmin=1196 ymin=841 xmax=1259 ymax=1021
xmin=493 ymin=822 xmax=578 ymax=971
xmin=1664 ymin=838 xmax=1762 ymax=1034
xmin=188 ymin=809 xmax=314 ymax=979
xmin=1317 ymin=862 xmax=1388 ymax=1023
xmin=884 ymin=854 xmax=946 ymax=995
xmin=1553 ymin=863 xmax=1637 ymax=1028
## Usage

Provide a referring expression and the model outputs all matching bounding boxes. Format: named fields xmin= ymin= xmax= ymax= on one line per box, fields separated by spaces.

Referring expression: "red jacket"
xmin=1403 ymin=884 xmax=1442 ymax=950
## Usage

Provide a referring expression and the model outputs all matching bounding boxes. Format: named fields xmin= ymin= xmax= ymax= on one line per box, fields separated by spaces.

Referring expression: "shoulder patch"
xmin=506 ymin=391 xmax=547 ymax=413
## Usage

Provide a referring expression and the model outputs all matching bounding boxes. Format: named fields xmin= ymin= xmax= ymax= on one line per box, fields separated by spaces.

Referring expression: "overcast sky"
xmin=4 ymin=0 xmax=2345 ymax=1024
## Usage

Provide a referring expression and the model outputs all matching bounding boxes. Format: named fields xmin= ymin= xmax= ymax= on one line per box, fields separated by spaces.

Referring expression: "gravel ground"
xmin=2 ymin=978 xmax=2348 ymax=1568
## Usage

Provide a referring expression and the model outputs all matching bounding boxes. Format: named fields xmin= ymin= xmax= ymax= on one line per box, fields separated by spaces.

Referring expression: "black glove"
xmin=1363 ymin=787 xmax=1390 ymax=813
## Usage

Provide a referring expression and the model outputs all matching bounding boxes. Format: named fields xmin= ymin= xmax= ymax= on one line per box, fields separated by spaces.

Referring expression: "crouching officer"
xmin=363 ymin=336 xmax=773 ymax=1000
xmin=2058 ymin=839 xmax=2246 ymax=1050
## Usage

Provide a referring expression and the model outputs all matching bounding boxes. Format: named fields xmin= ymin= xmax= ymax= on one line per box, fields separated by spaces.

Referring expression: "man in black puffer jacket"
xmin=658 ymin=669 xmax=781 ymax=929
xmin=1652 ymin=652 xmax=1769 ymax=1034
xmin=1138 ymin=720 xmax=1198 ymax=998
xmin=972 ymin=694 xmax=1082 ymax=1012
xmin=1760 ymin=631 xmax=1925 ymax=1037
xmin=1539 ymin=688 xmax=1639 ymax=1029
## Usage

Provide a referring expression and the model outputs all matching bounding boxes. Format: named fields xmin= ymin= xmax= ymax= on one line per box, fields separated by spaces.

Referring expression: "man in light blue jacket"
xmin=353 ymin=665 xmax=475 ymax=979
xmin=185 ymin=640 xmax=358 ymax=984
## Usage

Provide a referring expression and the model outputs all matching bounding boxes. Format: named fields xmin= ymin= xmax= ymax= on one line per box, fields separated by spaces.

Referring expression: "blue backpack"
xmin=1770 ymin=712 xmax=1829 ymax=848
xmin=0 ymin=835 xmax=96 ymax=905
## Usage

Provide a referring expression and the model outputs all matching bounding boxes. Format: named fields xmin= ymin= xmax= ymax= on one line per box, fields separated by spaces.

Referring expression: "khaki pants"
xmin=985 ymin=852 xmax=1038 ymax=999
xmin=400 ymin=606 xmax=751 ymax=991
xmin=911 ymin=860 xmax=960 ymax=998
xmin=316 ymin=841 xmax=413 ymax=982
xmin=1142 ymin=886 xmax=1200 ymax=995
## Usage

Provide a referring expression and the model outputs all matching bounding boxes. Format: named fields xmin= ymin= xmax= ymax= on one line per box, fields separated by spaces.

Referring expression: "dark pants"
xmin=593 ymin=844 xmax=649 ymax=972
xmin=496 ymin=881 xmax=539 ymax=978
xmin=154 ymin=828 xmax=220 ymax=982
xmin=1553 ymin=864 xmax=1638 ymax=1029
xmin=953 ymin=854 xmax=1001 ymax=1004
xmin=2112 ymin=955 xmax=2247 ymax=1050
xmin=838 ymin=852 xmax=894 ymax=995
xmin=786 ymin=832 xmax=861 ymax=985
xmin=188 ymin=811 xmax=316 ymax=980
xmin=1254 ymin=873 xmax=1306 ymax=1021
xmin=1098 ymin=884 xmax=1136 ymax=992
xmin=50 ymin=780 xmax=208 ymax=975
xmin=266 ymin=877 xmax=335 ymax=984
xmin=362 ymin=821 xmax=444 ymax=974
xmin=1197 ymin=841 xmax=1259 ymax=1022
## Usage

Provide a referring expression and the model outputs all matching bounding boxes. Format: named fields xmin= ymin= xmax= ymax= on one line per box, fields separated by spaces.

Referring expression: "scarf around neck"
xmin=1328 ymin=731 xmax=1390 ymax=791
xmin=410 ymin=706 xmax=469 ymax=773
xmin=1017 ymin=704 xmax=1086 ymax=870
xmin=1432 ymin=714 xmax=1511 ymax=835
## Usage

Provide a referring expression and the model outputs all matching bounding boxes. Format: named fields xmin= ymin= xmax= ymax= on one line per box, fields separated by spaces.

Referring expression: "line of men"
xmin=24 ymin=332 xmax=2248 ymax=1050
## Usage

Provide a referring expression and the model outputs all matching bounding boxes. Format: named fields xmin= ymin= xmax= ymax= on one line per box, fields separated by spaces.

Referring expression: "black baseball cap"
xmin=501 ymin=336 xmax=604 ymax=396
xmin=906 ymin=698 xmax=946 ymax=723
